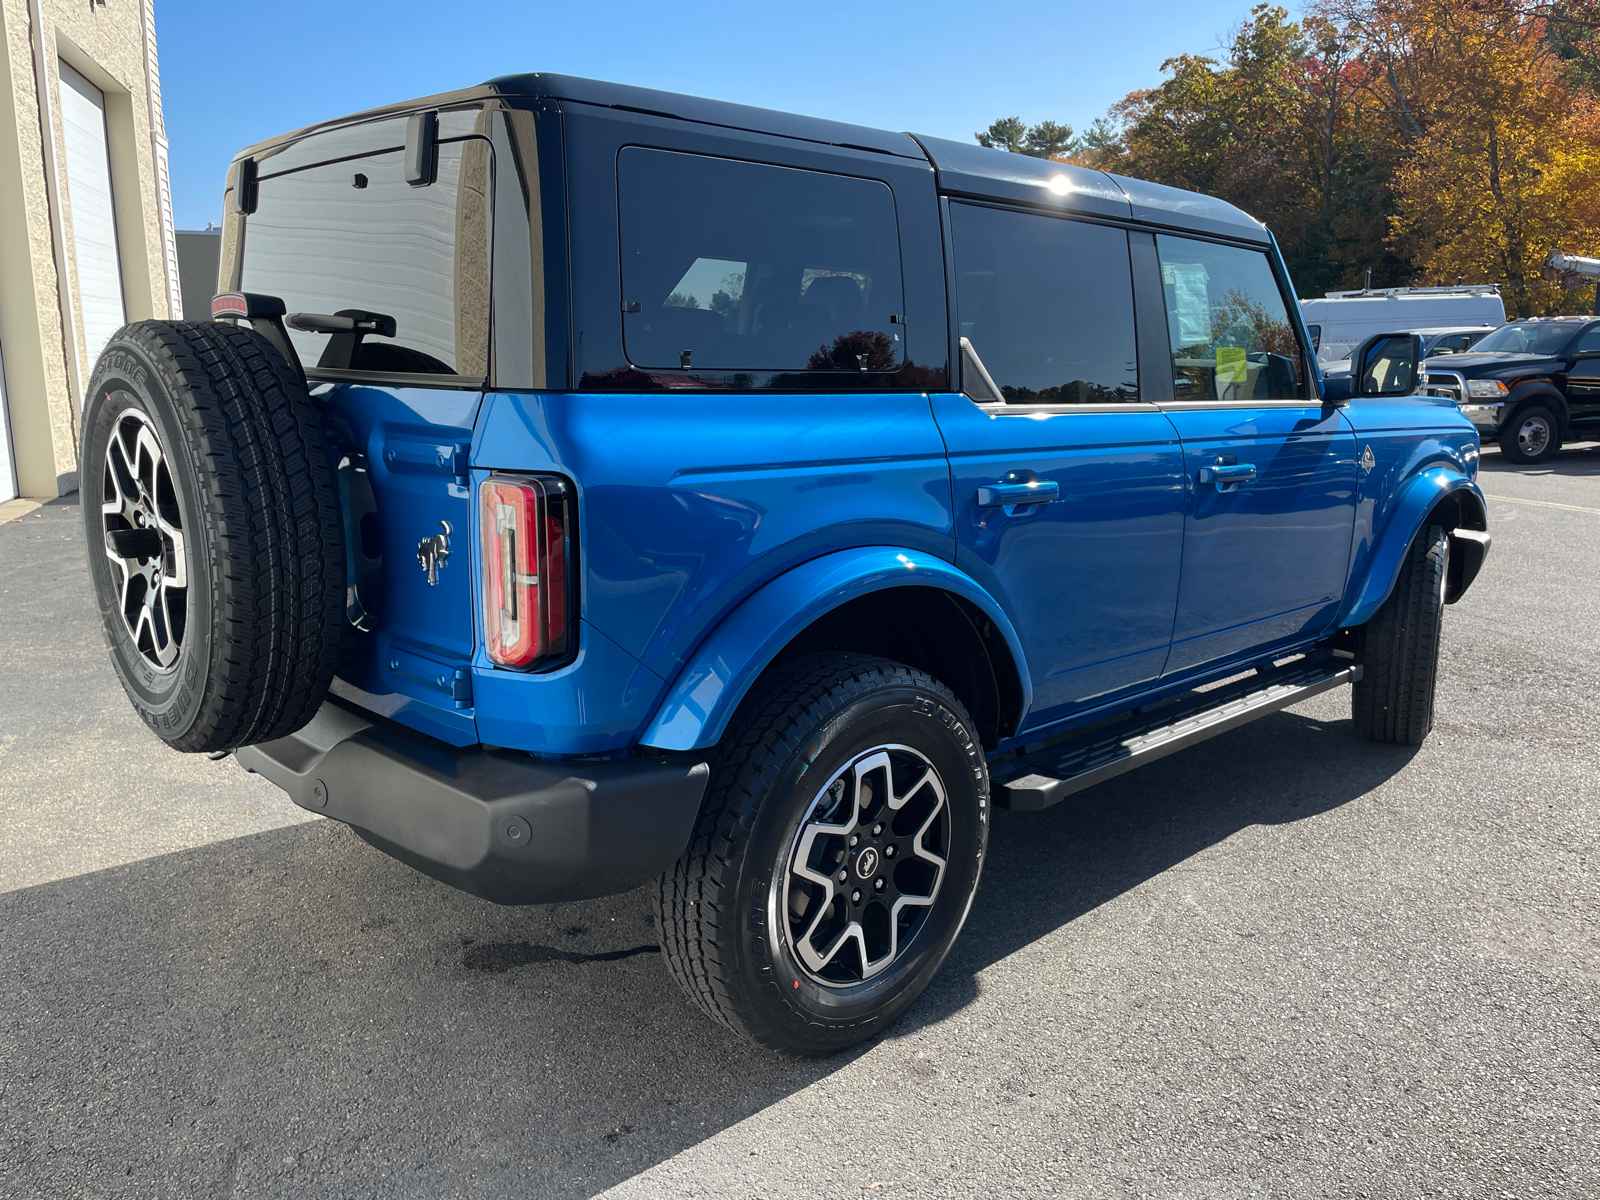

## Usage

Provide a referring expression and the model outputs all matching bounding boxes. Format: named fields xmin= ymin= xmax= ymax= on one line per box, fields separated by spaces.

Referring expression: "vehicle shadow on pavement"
xmin=903 ymin=709 xmax=1419 ymax=1033
xmin=0 ymin=705 xmax=1414 ymax=1199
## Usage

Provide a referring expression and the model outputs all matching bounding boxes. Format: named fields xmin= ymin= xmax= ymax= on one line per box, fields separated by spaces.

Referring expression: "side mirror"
xmin=1354 ymin=332 xmax=1424 ymax=397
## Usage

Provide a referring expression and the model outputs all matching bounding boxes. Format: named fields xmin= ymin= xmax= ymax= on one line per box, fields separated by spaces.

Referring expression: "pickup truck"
xmin=80 ymin=74 xmax=1490 ymax=1056
xmin=1419 ymin=316 xmax=1600 ymax=464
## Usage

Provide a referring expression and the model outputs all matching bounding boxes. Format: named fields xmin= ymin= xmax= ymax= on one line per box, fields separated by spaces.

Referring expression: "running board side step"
xmin=990 ymin=659 xmax=1363 ymax=812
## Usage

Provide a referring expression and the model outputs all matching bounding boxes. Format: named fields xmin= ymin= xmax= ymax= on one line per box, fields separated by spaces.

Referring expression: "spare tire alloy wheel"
xmin=100 ymin=407 xmax=188 ymax=670
xmin=82 ymin=320 xmax=346 ymax=754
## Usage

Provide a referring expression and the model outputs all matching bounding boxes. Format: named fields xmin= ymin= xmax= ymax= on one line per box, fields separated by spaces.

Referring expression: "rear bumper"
xmin=236 ymin=700 xmax=709 ymax=905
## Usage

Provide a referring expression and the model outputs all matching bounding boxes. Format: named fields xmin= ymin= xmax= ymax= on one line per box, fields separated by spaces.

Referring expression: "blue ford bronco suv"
xmin=82 ymin=75 xmax=1490 ymax=1055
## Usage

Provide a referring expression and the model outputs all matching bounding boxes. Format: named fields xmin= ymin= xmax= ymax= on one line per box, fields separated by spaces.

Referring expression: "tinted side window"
xmin=1154 ymin=235 xmax=1305 ymax=401
xmin=950 ymin=204 xmax=1139 ymax=403
xmin=1574 ymin=325 xmax=1600 ymax=354
xmin=241 ymin=136 xmax=489 ymax=379
xmin=618 ymin=148 xmax=904 ymax=372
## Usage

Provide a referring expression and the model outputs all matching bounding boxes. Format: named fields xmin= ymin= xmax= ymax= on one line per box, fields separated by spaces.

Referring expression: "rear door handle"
xmin=977 ymin=479 xmax=1061 ymax=507
xmin=1198 ymin=463 xmax=1256 ymax=492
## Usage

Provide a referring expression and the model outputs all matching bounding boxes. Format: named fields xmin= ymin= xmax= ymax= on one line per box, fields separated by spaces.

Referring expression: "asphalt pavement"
xmin=1 ymin=445 xmax=1596 ymax=1199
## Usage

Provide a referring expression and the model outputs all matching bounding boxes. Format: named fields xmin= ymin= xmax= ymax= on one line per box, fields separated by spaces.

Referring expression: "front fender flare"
xmin=640 ymin=547 xmax=1033 ymax=752
xmin=1339 ymin=467 xmax=1487 ymax=628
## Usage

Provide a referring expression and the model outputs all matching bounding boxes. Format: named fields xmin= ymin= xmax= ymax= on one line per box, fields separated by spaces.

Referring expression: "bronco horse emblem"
xmin=417 ymin=520 xmax=452 ymax=586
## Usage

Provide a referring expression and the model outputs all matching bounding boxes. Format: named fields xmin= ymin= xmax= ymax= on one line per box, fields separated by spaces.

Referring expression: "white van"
xmin=1302 ymin=287 xmax=1505 ymax=364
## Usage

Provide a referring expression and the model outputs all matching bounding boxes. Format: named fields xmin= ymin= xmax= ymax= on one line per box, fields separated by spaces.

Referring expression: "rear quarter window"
xmin=618 ymin=148 xmax=905 ymax=374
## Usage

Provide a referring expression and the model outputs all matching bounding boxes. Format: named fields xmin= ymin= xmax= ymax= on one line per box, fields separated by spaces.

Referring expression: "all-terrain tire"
xmin=1351 ymin=523 xmax=1449 ymax=745
xmin=81 ymin=320 xmax=345 ymax=752
xmin=655 ymin=652 xmax=989 ymax=1056
xmin=1498 ymin=403 xmax=1560 ymax=465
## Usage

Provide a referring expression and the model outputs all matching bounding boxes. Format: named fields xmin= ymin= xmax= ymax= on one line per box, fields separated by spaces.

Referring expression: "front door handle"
xmin=1198 ymin=463 xmax=1256 ymax=493
xmin=977 ymin=479 xmax=1061 ymax=507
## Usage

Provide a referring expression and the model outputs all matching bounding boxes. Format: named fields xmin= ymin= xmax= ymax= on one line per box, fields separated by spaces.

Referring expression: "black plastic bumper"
xmin=236 ymin=700 xmax=709 ymax=905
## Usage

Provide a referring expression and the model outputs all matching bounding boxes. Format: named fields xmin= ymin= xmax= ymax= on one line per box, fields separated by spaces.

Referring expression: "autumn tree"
xmin=1057 ymin=5 xmax=1406 ymax=291
xmin=1333 ymin=0 xmax=1600 ymax=313
xmin=975 ymin=0 xmax=1600 ymax=302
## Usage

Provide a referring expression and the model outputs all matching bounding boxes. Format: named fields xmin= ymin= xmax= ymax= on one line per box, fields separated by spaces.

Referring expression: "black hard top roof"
xmin=488 ymin=73 xmax=926 ymax=160
xmin=909 ymin=134 xmax=1269 ymax=243
xmin=234 ymin=73 xmax=1271 ymax=244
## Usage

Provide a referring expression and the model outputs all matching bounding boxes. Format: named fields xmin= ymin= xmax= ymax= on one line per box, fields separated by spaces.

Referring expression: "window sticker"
xmin=1163 ymin=262 xmax=1211 ymax=347
xmin=1216 ymin=345 xmax=1248 ymax=385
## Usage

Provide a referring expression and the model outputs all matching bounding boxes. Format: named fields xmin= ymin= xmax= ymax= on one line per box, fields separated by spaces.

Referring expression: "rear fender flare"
xmin=1339 ymin=467 xmax=1487 ymax=628
xmin=640 ymin=547 xmax=1032 ymax=752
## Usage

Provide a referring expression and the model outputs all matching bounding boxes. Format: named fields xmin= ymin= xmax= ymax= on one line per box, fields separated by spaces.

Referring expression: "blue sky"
xmin=158 ymin=0 xmax=1265 ymax=230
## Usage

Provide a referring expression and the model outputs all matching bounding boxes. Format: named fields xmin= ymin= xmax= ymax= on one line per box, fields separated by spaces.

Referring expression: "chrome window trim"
xmin=1154 ymin=398 xmax=1327 ymax=411
xmin=972 ymin=400 xmax=1162 ymax=415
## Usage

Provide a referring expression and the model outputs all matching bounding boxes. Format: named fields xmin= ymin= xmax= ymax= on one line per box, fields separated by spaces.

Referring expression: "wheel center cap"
xmin=854 ymin=846 xmax=879 ymax=879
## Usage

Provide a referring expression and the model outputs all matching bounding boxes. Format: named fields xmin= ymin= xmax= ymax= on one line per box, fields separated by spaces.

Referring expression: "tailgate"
xmin=323 ymin=382 xmax=483 ymax=745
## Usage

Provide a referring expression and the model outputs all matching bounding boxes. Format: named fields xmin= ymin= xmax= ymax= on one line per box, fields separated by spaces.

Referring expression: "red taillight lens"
xmin=479 ymin=475 xmax=571 ymax=669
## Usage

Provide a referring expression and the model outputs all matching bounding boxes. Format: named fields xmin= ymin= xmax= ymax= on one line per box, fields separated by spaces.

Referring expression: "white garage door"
xmin=59 ymin=62 xmax=126 ymax=391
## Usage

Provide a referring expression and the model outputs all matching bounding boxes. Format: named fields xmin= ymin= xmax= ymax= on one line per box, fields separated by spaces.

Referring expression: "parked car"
xmin=1303 ymin=287 xmax=1505 ymax=364
xmin=1318 ymin=325 xmax=1499 ymax=377
xmin=1420 ymin=326 xmax=1498 ymax=357
xmin=1419 ymin=316 xmax=1600 ymax=464
xmin=80 ymin=74 xmax=1490 ymax=1056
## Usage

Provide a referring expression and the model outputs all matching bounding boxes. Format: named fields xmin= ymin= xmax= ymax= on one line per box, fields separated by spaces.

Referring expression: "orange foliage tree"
xmin=985 ymin=0 xmax=1600 ymax=305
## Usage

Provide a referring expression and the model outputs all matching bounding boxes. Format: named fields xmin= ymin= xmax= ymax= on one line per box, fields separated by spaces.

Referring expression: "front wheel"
xmin=655 ymin=653 xmax=989 ymax=1055
xmin=1498 ymin=403 xmax=1560 ymax=465
xmin=1351 ymin=523 xmax=1449 ymax=745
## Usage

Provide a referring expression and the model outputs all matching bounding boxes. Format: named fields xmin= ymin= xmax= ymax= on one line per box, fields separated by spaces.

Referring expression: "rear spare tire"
xmin=81 ymin=320 xmax=345 ymax=753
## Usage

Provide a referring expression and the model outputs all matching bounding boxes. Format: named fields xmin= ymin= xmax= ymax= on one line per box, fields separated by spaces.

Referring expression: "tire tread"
xmin=86 ymin=320 xmax=345 ymax=752
xmin=1352 ymin=523 xmax=1448 ymax=745
xmin=654 ymin=652 xmax=972 ymax=1053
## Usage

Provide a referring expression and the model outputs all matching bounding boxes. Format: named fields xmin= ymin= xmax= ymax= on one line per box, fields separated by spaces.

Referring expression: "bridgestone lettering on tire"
xmin=81 ymin=320 xmax=346 ymax=753
xmin=655 ymin=652 xmax=989 ymax=1056
xmin=1351 ymin=523 xmax=1449 ymax=746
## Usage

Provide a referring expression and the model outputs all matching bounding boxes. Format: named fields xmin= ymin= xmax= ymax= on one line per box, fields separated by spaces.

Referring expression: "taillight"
xmin=478 ymin=475 xmax=572 ymax=669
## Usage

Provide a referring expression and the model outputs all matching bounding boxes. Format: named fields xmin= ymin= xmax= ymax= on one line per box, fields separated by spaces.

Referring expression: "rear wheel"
xmin=655 ymin=653 xmax=989 ymax=1055
xmin=82 ymin=320 xmax=345 ymax=752
xmin=1351 ymin=523 xmax=1449 ymax=745
xmin=1498 ymin=404 xmax=1559 ymax=465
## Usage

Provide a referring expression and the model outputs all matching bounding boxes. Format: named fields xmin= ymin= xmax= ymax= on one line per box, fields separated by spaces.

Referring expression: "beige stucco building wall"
xmin=0 ymin=0 xmax=178 ymax=498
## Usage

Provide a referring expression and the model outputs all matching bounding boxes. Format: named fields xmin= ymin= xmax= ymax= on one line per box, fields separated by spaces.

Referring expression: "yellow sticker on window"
xmin=1215 ymin=346 xmax=1248 ymax=386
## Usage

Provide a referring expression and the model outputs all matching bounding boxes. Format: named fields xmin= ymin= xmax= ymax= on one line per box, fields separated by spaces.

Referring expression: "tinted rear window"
xmin=241 ymin=135 xmax=489 ymax=379
xmin=618 ymin=148 xmax=905 ymax=373
xmin=950 ymin=203 xmax=1139 ymax=404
